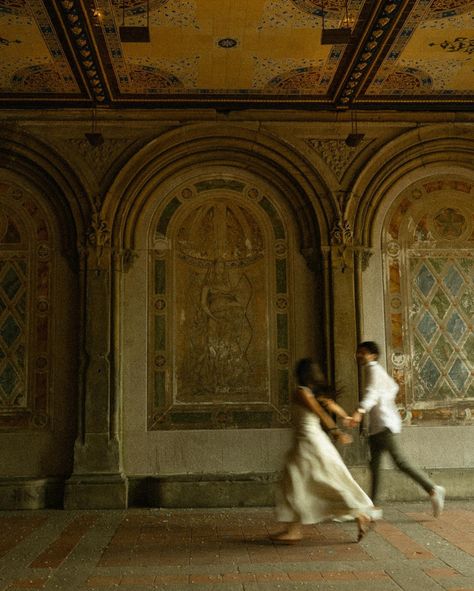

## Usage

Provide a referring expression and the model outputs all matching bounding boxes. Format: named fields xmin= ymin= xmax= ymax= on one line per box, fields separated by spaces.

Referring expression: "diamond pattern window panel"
xmin=384 ymin=178 xmax=474 ymax=423
xmin=409 ymin=257 xmax=474 ymax=403
xmin=148 ymin=180 xmax=293 ymax=430
xmin=0 ymin=183 xmax=53 ymax=429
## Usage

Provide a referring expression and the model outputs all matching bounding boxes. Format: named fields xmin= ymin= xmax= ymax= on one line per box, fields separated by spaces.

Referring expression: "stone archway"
xmin=120 ymin=164 xmax=323 ymax=484
xmin=382 ymin=175 xmax=474 ymax=425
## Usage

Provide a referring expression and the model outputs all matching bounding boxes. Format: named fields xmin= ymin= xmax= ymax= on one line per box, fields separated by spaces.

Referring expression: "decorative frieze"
xmin=306 ymin=139 xmax=366 ymax=180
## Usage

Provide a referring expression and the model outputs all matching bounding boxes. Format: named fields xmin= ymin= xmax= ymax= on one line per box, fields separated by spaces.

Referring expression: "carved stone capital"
xmin=86 ymin=212 xmax=111 ymax=269
xmin=330 ymin=218 xmax=353 ymax=246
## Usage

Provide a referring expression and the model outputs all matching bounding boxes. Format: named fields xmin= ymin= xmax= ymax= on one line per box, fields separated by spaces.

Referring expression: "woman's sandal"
xmin=356 ymin=515 xmax=371 ymax=542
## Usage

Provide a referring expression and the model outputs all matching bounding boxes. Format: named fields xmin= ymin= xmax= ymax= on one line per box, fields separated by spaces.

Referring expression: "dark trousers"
xmin=368 ymin=428 xmax=435 ymax=504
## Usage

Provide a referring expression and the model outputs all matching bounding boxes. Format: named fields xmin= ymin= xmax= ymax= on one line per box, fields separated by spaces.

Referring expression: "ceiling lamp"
xmin=119 ymin=0 xmax=150 ymax=43
xmin=321 ymin=0 xmax=352 ymax=45
xmin=345 ymin=110 xmax=364 ymax=147
xmin=85 ymin=108 xmax=104 ymax=147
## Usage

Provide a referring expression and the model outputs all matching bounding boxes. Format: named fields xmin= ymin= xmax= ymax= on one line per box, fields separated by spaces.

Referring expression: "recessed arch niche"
xmin=149 ymin=177 xmax=294 ymax=430
xmin=382 ymin=175 xmax=474 ymax=424
xmin=121 ymin=165 xmax=323 ymax=474
xmin=0 ymin=180 xmax=54 ymax=429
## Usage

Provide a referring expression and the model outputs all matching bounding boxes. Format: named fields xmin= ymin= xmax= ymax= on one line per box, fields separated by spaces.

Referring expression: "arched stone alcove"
xmin=109 ymin=126 xmax=331 ymax=506
xmin=351 ymin=130 xmax=474 ymax=495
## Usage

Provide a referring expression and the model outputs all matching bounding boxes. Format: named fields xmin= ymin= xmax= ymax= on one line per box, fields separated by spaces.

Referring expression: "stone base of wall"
xmin=64 ymin=473 xmax=128 ymax=509
xmin=128 ymin=473 xmax=280 ymax=508
xmin=128 ymin=468 xmax=474 ymax=508
xmin=0 ymin=477 xmax=64 ymax=510
xmin=1 ymin=468 xmax=472 ymax=509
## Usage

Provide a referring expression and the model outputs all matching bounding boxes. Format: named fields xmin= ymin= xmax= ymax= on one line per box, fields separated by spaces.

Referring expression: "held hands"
xmin=343 ymin=410 xmax=363 ymax=429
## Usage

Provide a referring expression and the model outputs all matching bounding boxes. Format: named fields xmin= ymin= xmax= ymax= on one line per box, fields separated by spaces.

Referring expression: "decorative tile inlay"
xmin=363 ymin=1 xmax=474 ymax=100
xmin=0 ymin=182 xmax=53 ymax=429
xmin=305 ymin=139 xmax=368 ymax=179
xmin=149 ymin=180 xmax=292 ymax=430
xmin=384 ymin=177 xmax=474 ymax=423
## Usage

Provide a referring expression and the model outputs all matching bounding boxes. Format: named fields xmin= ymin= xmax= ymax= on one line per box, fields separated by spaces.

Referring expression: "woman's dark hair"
xmin=358 ymin=341 xmax=380 ymax=357
xmin=295 ymin=357 xmax=334 ymax=392
xmin=295 ymin=358 xmax=315 ymax=387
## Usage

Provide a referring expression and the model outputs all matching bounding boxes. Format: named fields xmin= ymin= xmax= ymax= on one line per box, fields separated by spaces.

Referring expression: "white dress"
xmin=276 ymin=389 xmax=374 ymax=524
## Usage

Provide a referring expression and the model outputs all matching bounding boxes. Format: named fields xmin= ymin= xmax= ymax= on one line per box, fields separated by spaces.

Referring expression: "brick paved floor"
xmin=0 ymin=501 xmax=473 ymax=590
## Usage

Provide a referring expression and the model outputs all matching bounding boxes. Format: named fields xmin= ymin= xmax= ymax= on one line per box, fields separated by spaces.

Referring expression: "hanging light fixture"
xmin=321 ymin=0 xmax=352 ymax=45
xmin=345 ymin=109 xmax=364 ymax=147
xmin=119 ymin=0 xmax=150 ymax=43
xmin=85 ymin=108 xmax=104 ymax=147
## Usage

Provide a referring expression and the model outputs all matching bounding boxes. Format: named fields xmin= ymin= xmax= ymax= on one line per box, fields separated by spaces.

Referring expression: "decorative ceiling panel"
xmin=0 ymin=0 xmax=472 ymax=109
xmin=0 ymin=0 xmax=89 ymax=101
xmin=359 ymin=0 xmax=474 ymax=105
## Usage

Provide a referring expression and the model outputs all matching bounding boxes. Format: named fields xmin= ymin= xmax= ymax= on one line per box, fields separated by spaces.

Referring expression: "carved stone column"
xmin=64 ymin=212 xmax=128 ymax=509
xmin=327 ymin=219 xmax=359 ymax=450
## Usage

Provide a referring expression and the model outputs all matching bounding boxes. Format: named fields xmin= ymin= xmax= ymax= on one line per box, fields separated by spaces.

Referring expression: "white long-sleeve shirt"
xmin=359 ymin=361 xmax=402 ymax=435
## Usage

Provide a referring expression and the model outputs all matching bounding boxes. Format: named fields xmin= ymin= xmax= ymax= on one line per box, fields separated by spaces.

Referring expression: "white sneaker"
xmin=431 ymin=485 xmax=445 ymax=518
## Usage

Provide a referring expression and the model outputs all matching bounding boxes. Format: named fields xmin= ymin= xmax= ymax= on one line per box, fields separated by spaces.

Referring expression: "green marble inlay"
xmin=154 ymin=371 xmax=165 ymax=408
xmin=157 ymin=197 xmax=181 ymax=236
xmin=3 ymin=266 xmax=22 ymax=300
xmin=413 ymin=335 xmax=424 ymax=366
xmin=278 ymin=369 xmax=289 ymax=405
xmin=154 ymin=315 xmax=165 ymax=350
xmin=277 ymin=314 xmax=288 ymax=349
xmin=464 ymin=332 xmax=474 ymax=354
xmin=432 ymin=335 xmax=453 ymax=366
xmin=232 ymin=411 xmax=273 ymax=427
xmin=436 ymin=379 xmax=453 ymax=401
xmin=431 ymin=289 xmax=450 ymax=320
xmin=195 ymin=179 xmax=245 ymax=192
xmin=0 ymin=363 xmax=17 ymax=398
xmin=276 ymin=259 xmax=287 ymax=293
xmin=259 ymin=197 xmax=285 ymax=239
xmin=459 ymin=258 xmax=474 ymax=274
xmin=154 ymin=259 xmax=165 ymax=294
xmin=170 ymin=412 xmax=212 ymax=424
xmin=429 ymin=258 xmax=445 ymax=274
xmin=460 ymin=291 xmax=474 ymax=317
xmin=0 ymin=316 xmax=21 ymax=347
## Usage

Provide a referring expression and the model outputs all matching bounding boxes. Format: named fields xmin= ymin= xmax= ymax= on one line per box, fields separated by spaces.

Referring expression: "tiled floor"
xmin=0 ymin=501 xmax=473 ymax=590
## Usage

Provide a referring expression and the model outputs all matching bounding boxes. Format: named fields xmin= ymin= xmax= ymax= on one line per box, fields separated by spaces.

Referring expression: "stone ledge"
xmin=64 ymin=473 xmax=128 ymax=509
xmin=0 ymin=476 xmax=64 ymax=510
xmin=128 ymin=467 xmax=474 ymax=508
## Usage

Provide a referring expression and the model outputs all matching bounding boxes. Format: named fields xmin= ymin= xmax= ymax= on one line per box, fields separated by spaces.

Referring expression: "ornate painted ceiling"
xmin=0 ymin=0 xmax=473 ymax=109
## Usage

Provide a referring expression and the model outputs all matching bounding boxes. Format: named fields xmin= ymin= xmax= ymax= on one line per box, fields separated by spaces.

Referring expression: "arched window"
xmin=0 ymin=182 xmax=53 ymax=429
xmin=383 ymin=177 xmax=474 ymax=423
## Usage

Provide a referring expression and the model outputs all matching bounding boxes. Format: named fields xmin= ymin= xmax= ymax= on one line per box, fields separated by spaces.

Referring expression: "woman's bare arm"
xmin=294 ymin=388 xmax=352 ymax=444
xmin=317 ymin=396 xmax=351 ymax=421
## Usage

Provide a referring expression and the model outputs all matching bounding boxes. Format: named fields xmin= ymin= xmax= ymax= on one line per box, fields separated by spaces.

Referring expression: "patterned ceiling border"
xmin=58 ymin=0 xmax=108 ymax=103
xmin=336 ymin=0 xmax=405 ymax=105
xmin=355 ymin=0 xmax=474 ymax=105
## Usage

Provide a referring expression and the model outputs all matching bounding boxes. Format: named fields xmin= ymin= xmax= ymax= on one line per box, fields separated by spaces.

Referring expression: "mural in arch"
xmin=0 ymin=181 xmax=53 ymax=430
xmin=383 ymin=177 xmax=474 ymax=425
xmin=148 ymin=179 xmax=295 ymax=430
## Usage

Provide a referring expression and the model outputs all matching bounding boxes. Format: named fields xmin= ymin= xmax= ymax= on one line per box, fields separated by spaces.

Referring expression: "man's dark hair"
xmin=358 ymin=341 xmax=380 ymax=357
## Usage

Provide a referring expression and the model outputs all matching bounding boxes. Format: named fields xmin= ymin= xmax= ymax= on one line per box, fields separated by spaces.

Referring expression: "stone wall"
xmin=0 ymin=110 xmax=472 ymax=508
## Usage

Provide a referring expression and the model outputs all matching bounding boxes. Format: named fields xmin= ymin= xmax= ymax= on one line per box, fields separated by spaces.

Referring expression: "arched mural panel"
xmin=148 ymin=178 xmax=294 ymax=430
xmin=383 ymin=176 xmax=474 ymax=424
xmin=0 ymin=181 xmax=53 ymax=430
